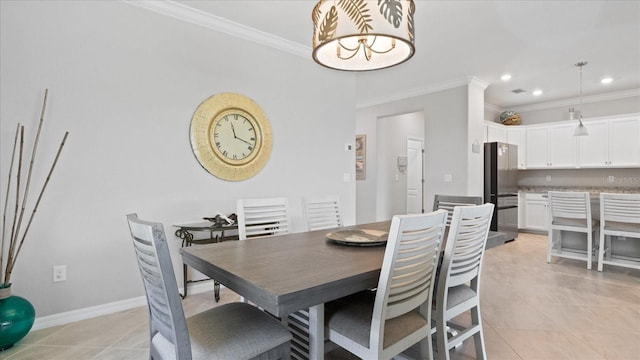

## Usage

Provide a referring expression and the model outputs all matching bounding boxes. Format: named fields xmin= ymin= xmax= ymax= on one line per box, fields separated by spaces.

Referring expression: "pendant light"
xmin=573 ymin=61 xmax=589 ymax=136
xmin=312 ymin=0 xmax=415 ymax=71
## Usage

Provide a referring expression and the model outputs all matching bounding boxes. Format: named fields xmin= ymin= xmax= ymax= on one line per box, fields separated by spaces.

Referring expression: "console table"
xmin=173 ymin=221 xmax=238 ymax=300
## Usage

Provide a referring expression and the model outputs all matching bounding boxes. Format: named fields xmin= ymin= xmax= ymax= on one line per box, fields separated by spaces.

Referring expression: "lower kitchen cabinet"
xmin=520 ymin=193 xmax=548 ymax=232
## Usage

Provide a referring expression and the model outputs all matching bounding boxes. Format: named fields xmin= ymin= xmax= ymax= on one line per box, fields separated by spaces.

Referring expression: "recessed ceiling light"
xmin=533 ymin=89 xmax=543 ymax=96
xmin=601 ymin=77 xmax=613 ymax=84
xmin=501 ymin=74 xmax=512 ymax=81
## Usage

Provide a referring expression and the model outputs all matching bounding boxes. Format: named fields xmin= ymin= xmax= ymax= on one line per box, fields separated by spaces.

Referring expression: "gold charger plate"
xmin=326 ymin=229 xmax=388 ymax=247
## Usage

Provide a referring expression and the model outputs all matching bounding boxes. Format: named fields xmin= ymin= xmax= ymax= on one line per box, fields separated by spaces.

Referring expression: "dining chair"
xmin=302 ymin=195 xmax=343 ymax=231
xmin=433 ymin=194 xmax=483 ymax=226
xmin=432 ymin=203 xmax=494 ymax=360
xmin=126 ymin=214 xmax=291 ymax=360
xmin=546 ymin=191 xmax=598 ymax=270
xmin=324 ymin=210 xmax=448 ymax=360
xmin=236 ymin=197 xmax=292 ymax=240
xmin=597 ymin=193 xmax=640 ymax=272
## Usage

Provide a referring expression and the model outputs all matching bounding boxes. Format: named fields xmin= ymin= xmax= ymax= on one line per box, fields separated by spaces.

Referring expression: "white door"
xmin=406 ymin=138 xmax=424 ymax=214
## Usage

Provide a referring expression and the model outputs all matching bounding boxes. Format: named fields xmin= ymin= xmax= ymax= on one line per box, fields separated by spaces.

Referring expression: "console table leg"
xmin=214 ymin=281 xmax=220 ymax=302
xmin=181 ymin=263 xmax=188 ymax=299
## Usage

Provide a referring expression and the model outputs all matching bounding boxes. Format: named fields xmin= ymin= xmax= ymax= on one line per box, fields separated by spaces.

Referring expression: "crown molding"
xmin=123 ymin=0 xmax=310 ymax=58
xmin=508 ymin=88 xmax=640 ymax=113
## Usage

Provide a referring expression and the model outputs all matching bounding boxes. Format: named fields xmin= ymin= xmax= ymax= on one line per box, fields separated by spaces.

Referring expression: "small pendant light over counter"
xmin=574 ymin=61 xmax=589 ymax=136
xmin=312 ymin=0 xmax=415 ymax=71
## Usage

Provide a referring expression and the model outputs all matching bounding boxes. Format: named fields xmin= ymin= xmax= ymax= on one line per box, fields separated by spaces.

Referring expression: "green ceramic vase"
xmin=0 ymin=288 xmax=35 ymax=350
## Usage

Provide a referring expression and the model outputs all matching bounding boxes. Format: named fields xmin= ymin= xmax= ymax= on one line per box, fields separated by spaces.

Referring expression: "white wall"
xmin=356 ymin=85 xmax=472 ymax=223
xmin=0 ymin=1 xmax=357 ymax=317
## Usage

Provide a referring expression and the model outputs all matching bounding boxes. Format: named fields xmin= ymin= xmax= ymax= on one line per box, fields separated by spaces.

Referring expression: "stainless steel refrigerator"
xmin=484 ymin=142 xmax=518 ymax=241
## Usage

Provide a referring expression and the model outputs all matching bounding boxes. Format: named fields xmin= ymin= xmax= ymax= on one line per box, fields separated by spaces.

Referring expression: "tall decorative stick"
xmin=0 ymin=123 xmax=20 ymax=283
xmin=5 ymin=132 xmax=69 ymax=284
xmin=10 ymin=90 xmax=48 ymax=272
xmin=5 ymin=127 xmax=23 ymax=285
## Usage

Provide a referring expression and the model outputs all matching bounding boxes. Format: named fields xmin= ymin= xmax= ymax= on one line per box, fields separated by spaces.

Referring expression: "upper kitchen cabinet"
xmin=484 ymin=122 xmax=507 ymax=143
xmin=506 ymin=127 xmax=526 ymax=169
xmin=525 ymin=123 xmax=576 ymax=168
xmin=577 ymin=115 xmax=640 ymax=168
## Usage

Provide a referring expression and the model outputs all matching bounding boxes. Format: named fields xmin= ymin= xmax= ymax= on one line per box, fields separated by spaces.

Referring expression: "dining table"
xmin=180 ymin=221 xmax=389 ymax=360
xmin=180 ymin=220 xmax=506 ymax=360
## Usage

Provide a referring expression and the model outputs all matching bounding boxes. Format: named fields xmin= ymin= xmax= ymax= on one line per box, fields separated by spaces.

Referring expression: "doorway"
xmin=406 ymin=137 xmax=424 ymax=214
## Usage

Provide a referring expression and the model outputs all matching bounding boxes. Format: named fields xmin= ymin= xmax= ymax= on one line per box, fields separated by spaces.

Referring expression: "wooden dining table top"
xmin=180 ymin=221 xmax=391 ymax=317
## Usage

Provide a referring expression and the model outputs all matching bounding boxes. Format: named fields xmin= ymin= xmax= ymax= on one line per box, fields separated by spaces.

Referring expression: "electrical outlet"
xmin=546 ymin=175 xmax=551 ymax=182
xmin=53 ymin=265 xmax=66 ymax=283
xmin=608 ymin=175 xmax=615 ymax=183
xmin=444 ymin=174 xmax=453 ymax=183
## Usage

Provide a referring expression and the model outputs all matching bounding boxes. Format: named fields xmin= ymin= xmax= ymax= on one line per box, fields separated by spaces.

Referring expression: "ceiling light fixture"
xmin=501 ymin=74 xmax=512 ymax=81
xmin=532 ymin=89 xmax=543 ymax=96
xmin=312 ymin=0 xmax=415 ymax=71
xmin=601 ymin=77 xmax=613 ymax=85
xmin=574 ymin=61 xmax=589 ymax=136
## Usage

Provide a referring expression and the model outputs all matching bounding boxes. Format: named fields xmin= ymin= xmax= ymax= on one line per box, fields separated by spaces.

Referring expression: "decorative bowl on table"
xmin=326 ymin=229 xmax=388 ymax=246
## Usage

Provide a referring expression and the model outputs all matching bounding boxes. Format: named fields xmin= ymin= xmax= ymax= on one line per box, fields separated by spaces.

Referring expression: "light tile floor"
xmin=1 ymin=232 xmax=639 ymax=360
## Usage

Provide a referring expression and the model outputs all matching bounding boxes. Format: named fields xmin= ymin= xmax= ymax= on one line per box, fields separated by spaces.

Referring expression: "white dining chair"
xmin=546 ymin=191 xmax=598 ymax=270
xmin=302 ymin=195 xmax=343 ymax=231
xmin=432 ymin=203 xmax=494 ymax=360
xmin=126 ymin=214 xmax=291 ymax=360
xmin=433 ymin=194 xmax=483 ymax=226
xmin=324 ymin=210 xmax=447 ymax=360
xmin=598 ymin=193 xmax=640 ymax=272
xmin=236 ymin=197 xmax=292 ymax=240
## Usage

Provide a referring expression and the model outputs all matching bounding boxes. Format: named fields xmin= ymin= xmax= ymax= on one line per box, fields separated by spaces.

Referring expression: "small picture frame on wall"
xmin=355 ymin=134 xmax=366 ymax=180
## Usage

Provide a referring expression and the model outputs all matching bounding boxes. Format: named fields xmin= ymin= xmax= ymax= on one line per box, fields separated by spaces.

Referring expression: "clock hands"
xmin=230 ymin=120 xmax=254 ymax=146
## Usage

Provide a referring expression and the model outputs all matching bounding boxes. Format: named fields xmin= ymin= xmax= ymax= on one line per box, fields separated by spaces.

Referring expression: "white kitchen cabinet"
xmin=525 ymin=124 xmax=576 ymax=168
xmin=485 ymin=122 xmax=507 ymax=143
xmin=522 ymin=193 xmax=548 ymax=231
xmin=578 ymin=116 xmax=640 ymax=167
xmin=507 ymin=127 xmax=526 ymax=169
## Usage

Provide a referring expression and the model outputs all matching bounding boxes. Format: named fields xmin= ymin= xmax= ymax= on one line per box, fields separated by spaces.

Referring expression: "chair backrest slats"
xmin=127 ymin=214 xmax=191 ymax=360
xmin=439 ymin=204 xmax=494 ymax=293
xmin=237 ymin=198 xmax=292 ymax=240
xmin=370 ymin=210 xmax=447 ymax=351
xmin=303 ymin=195 xmax=343 ymax=231
xmin=601 ymin=193 xmax=640 ymax=224
xmin=548 ymin=191 xmax=591 ymax=220
xmin=433 ymin=195 xmax=483 ymax=226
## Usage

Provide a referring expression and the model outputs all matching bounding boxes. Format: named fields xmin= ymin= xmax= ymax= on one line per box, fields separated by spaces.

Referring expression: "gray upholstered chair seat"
xmin=445 ymin=285 xmax=477 ymax=310
xmin=552 ymin=217 xmax=599 ymax=229
xmin=188 ymin=302 xmax=291 ymax=360
xmin=603 ymin=221 xmax=640 ymax=233
xmin=325 ymin=291 xmax=428 ymax=349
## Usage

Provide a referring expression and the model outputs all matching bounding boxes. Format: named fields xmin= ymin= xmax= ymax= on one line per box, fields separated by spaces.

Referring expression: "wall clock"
xmin=190 ymin=93 xmax=272 ymax=181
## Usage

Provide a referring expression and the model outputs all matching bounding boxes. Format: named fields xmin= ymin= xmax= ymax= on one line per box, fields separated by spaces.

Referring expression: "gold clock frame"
xmin=190 ymin=93 xmax=272 ymax=181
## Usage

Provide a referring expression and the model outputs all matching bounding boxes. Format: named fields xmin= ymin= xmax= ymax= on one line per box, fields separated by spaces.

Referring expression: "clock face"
xmin=190 ymin=93 xmax=272 ymax=181
xmin=212 ymin=111 xmax=257 ymax=162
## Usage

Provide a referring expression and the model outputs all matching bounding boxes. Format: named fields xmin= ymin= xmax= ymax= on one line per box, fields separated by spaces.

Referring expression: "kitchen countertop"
xmin=518 ymin=186 xmax=638 ymax=195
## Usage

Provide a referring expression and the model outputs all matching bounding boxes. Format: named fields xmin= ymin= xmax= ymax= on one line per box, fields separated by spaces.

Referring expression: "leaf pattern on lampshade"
xmin=378 ymin=0 xmax=404 ymax=28
xmin=407 ymin=0 xmax=415 ymax=42
xmin=318 ymin=6 xmax=338 ymax=42
xmin=338 ymin=0 xmax=373 ymax=34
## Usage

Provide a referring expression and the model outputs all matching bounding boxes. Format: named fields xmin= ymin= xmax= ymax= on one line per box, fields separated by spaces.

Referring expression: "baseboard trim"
xmin=32 ymin=281 xmax=216 ymax=331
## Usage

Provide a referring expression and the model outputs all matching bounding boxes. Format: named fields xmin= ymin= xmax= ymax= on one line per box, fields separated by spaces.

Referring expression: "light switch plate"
xmin=444 ymin=174 xmax=452 ymax=182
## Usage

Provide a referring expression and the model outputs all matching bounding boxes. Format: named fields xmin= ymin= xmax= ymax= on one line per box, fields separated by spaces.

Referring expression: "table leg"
xmin=308 ymin=304 xmax=324 ymax=360
xmin=214 ymin=281 xmax=220 ymax=302
xmin=180 ymin=263 xmax=188 ymax=299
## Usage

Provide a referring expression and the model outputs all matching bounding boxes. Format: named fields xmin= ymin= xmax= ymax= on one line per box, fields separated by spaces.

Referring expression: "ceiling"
xmin=170 ymin=0 xmax=640 ymax=110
